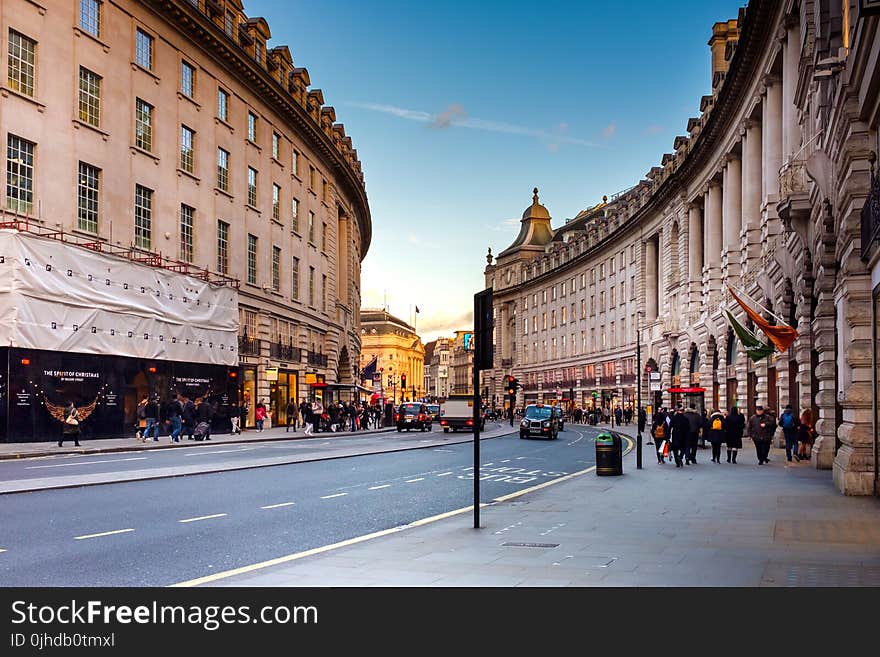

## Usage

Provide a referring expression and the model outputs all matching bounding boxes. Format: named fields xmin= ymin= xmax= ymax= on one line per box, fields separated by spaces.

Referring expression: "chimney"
xmin=708 ymin=19 xmax=739 ymax=89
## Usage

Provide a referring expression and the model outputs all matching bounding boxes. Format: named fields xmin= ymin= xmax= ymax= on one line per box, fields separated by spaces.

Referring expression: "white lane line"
xmin=436 ymin=472 xmax=453 ymax=477
xmin=321 ymin=493 xmax=348 ymax=500
xmin=368 ymin=485 xmax=391 ymax=490
xmin=483 ymin=463 xmax=494 ymax=466
xmin=179 ymin=514 xmax=227 ymax=523
xmin=501 ymin=459 xmax=511 ymax=463
xmin=405 ymin=478 xmax=425 ymax=483
xmin=74 ymin=528 xmax=135 ymax=540
xmin=25 ymin=457 xmax=147 ymax=470
xmin=433 ymin=449 xmax=454 ymax=453
xmin=184 ymin=448 xmax=256 ymax=456
xmin=0 ymin=548 xmax=6 ymax=553
xmin=260 ymin=502 xmax=295 ymax=510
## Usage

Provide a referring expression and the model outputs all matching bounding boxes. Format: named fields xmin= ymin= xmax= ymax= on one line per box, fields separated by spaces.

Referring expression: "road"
xmin=0 ymin=425 xmax=606 ymax=586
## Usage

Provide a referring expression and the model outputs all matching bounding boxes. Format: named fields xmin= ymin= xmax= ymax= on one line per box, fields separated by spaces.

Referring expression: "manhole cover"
xmin=501 ymin=542 xmax=559 ymax=548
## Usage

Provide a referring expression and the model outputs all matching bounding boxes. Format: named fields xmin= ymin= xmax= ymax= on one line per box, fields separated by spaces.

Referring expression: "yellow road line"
xmin=74 ymin=528 xmax=135 ymax=540
xmin=179 ymin=513 xmax=227 ymax=523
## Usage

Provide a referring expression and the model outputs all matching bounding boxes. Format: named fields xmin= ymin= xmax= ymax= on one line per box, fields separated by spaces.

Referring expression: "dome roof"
xmin=522 ymin=187 xmax=550 ymax=220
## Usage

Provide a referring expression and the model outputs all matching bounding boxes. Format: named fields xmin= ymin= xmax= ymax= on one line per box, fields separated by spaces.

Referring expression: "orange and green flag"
xmin=727 ymin=286 xmax=799 ymax=354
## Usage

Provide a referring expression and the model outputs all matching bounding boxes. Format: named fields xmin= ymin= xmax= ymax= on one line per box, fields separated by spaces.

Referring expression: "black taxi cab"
xmin=395 ymin=402 xmax=432 ymax=432
xmin=519 ymin=403 xmax=559 ymax=440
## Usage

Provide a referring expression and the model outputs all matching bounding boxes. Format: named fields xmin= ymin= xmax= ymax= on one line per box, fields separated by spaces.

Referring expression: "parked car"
xmin=520 ymin=403 xmax=559 ymax=440
xmin=395 ymin=402 xmax=432 ymax=432
xmin=426 ymin=404 xmax=441 ymax=422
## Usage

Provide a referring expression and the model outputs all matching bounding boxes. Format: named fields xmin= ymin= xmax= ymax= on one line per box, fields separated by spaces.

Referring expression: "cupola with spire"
xmin=496 ymin=188 xmax=554 ymax=261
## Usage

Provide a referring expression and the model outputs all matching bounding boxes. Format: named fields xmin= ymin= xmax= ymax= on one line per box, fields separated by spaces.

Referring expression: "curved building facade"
xmin=485 ymin=0 xmax=880 ymax=495
xmin=1 ymin=0 xmax=371 ymax=429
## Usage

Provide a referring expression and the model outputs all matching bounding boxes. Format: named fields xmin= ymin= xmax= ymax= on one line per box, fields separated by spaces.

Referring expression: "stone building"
xmin=359 ymin=309 xmax=425 ymax=403
xmin=451 ymin=330 xmax=475 ymax=395
xmin=485 ymin=0 xmax=880 ymax=495
xmin=1 ymin=0 xmax=371 ymax=430
xmin=424 ymin=337 xmax=452 ymax=400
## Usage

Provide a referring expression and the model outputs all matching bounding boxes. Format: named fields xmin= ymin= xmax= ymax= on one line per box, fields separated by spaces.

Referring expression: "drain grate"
xmin=501 ymin=542 xmax=559 ymax=548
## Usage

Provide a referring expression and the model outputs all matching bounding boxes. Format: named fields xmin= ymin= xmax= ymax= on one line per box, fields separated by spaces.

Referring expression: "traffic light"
xmin=401 ymin=373 xmax=407 ymax=389
xmin=506 ymin=376 xmax=519 ymax=396
xmin=592 ymin=391 xmax=599 ymax=400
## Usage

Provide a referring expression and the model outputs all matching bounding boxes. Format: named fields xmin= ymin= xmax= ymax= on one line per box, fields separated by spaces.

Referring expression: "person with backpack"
xmin=182 ymin=396 xmax=196 ymax=440
xmin=707 ymin=409 xmax=727 ymax=462
xmin=779 ymin=403 xmax=801 ymax=462
xmin=726 ymin=406 xmax=745 ymax=463
xmin=166 ymin=393 xmax=183 ymax=443
xmin=652 ymin=407 xmax=668 ymax=464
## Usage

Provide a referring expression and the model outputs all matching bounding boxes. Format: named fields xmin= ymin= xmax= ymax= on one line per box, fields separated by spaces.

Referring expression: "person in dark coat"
xmin=197 ymin=398 xmax=214 ymax=440
xmin=182 ymin=397 xmax=196 ymax=440
xmin=286 ymin=397 xmax=298 ymax=432
xmin=669 ymin=406 xmax=690 ymax=467
xmin=725 ymin=406 xmax=745 ymax=463
xmin=58 ymin=402 xmax=81 ymax=447
xmin=651 ymin=407 xmax=669 ymax=464
xmin=706 ymin=410 xmax=726 ymax=462
xmin=684 ymin=403 xmax=702 ymax=464
xmin=747 ymin=405 xmax=776 ymax=464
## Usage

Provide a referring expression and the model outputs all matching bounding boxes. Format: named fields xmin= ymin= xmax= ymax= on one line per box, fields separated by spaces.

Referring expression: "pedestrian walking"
xmin=303 ymin=401 xmax=315 ymax=435
xmin=229 ymin=400 xmax=242 ymax=434
xmin=747 ymin=405 xmax=776 ymax=464
xmin=144 ymin=395 xmax=160 ymax=442
xmin=166 ymin=393 xmax=183 ymax=443
xmin=182 ymin=396 xmax=196 ymax=440
xmin=135 ymin=395 xmax=148 ymax=441
xmin=779 ymin=404 xmax=801 ymax=462
xmin=707 ymin=409 xmax=726 ymax=462
xmin=286 ymin=397 xmax=298 ymax=432
xmin=58 ymin=402 xmax=81 ymax=447
xmin=614 ymin=406 xmax=623 ymax=427
xmin=196 ymin=397 xmax=214 ymax=440
xmin=684 ymin=403 xmax=702 ymax=464
xmin=651 ymin=407 xmax=668 ymax=464
xmin=670 ymin=406 xmax=690 ymax=467
xmin=639 ymin=406 xmax=649 ymax=443
xmin=255 ymin=399 xmax=267 ymax=432
xmin=725 ymin=406 xmax=744 ymax=463
xmin=797 ymin=408 xmax=815 ymax=461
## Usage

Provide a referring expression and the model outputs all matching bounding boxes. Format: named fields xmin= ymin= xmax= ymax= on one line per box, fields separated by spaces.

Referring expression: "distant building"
xmin=451 ymin=330 xmax=474 ymax=395
xmin=359 ymin=310 xmax=425 ymax=403
xmin=424 ymin=338 xmax=452 ymax=399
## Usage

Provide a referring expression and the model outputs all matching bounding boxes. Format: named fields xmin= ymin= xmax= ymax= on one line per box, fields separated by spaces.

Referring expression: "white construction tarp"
xmin=0 ymin=229 xmax=239 ymax=366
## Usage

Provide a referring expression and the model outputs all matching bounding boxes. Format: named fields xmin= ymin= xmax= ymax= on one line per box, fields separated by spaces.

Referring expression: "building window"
xmin=600 ymin=291 xmax=606 ymax=312
xmin=322 ymin=274 xmax=327 ymax=310
xmin=610 ymin=287 xmax=616 ymax=307
xmin=78 ymin=67 xmax=101 ymax=127
xmin=76 ymin=162 xmax=99 ymax=233
xmin=217 ymin=148 xmax=229 ymax=191
xmin=79 ymin=0 xmax=101 ymax=38
xmin=217 ymin=220 xmax=229 ymax=274
xmin=580 ymin=273 xmax=586 ymax=289
xmin=561 ymin=306 xmax=567 ymax=325
xmin=308 ymin=266 xmax=315 ymax=306
xmin=247 ymin=234 xmax=257 ymax=285
xmin=178 ymin=204 xmax=194 ymax=262
xmin=322 ymin=178 xmax=329 ymax=202
xmin=272 ymin=246 xmax=281 ymax=292
xmin=308 ymin=165 xmax=315 ymax=191
xmin=542 ymin=313 xmax=547 ymax=330
xmin=254 ymin=41 xmax=263 ymax=65
xmin=247 ymin=167 xmax=257 ymax=207
xmin=135 ymin=28 xmax=153 ymax=70
xmin=180 ymin=125 xmax=194 ymax=173
xmin=272 ymin=132 xmax=280 ymax=160
xmin=135 ymin=98 xmax=153 ymax=152
xmin=134 ymin=184 xmax=152 ymax=250
xmin=293 ymin=150 xmax=301 ymax=177
xmin=6 ymin=135 xmax=34 ymax=214
xmin=224 ymin=10 xmax=236 ymax=37
xmin=247 ymin=112 xmax=257 ymax=143
xmin=580 ymin=299 xmax=586 ymax=319
xmin=217 ymin=88 xmax=229 ymax=122
xmin=308 ymin=210 xmax=315 ymax=243
xmin=322 ymin=222 xmax=327 ymax=250
xmin=292 ymin=197 xmax=299 ymax=232
xmin=291 ymin=256 xmax=300 ymax=300
xmin=552 ymin=286 xmax=557 ymax=301
xmin=272 ymin=183 xmax=281 ymax=220
xmin=7 ymin=30 xmax=36 ymax=97
xmin=180 ymin=61 xmax=195 ymax=98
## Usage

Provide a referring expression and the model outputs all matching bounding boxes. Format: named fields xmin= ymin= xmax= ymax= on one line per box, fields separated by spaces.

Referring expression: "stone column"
xmin=723 ymin=152 xmax=742 ymax=281
xmin=782 ymin=17 xmax=802 ymax=162
xmin=645 ymin=237 xmax=658 ymax=320
xmin=742 ymin=119 xmax=763 ymax=270
xmin=688 ymin=203 xmax=703 ymax=310
xmin=704 ymin=181 xmax=723 ymax=301
xmin=762 ymin=75 xmax=783 ymax=205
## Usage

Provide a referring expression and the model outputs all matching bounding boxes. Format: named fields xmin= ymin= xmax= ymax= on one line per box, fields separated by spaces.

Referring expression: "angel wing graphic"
xmin=44 ymin=397 xmax=99 ymax=423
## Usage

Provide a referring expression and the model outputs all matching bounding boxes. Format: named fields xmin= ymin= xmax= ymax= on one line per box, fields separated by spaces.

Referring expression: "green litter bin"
xmin=596 ymin=432 xmax=623 ymax=476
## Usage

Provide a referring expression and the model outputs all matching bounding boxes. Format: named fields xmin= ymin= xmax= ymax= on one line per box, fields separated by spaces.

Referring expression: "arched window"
xmin=726 ymin=329 xmax=737 ymax=365
xmin=669 ymin=222 xmax=680 ymax=280
xmin=689 ymin=344 xmax=700 ymax=373
xmin=671 ymin=350 xmax=680 ymax=376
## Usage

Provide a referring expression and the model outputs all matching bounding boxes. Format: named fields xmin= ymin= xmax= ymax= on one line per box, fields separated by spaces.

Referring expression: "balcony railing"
xmin=238 ymin=335 xmax=261 ymax=357
xmin=779 ymin=159 xmax=809 ymax=198
xmin=270 ymin=342 xmax=301 ymax=362
xmin=307 ymin=351 xmax=328 ymax=367
xmin=861 ymin=169 xmax=880 ymax=262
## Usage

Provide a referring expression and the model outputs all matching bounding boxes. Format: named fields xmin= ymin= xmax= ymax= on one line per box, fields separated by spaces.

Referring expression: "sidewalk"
xmin=189 ymin=423 xmax=880 ymax=587
xmin=0 ymin=423 xmax=397 ymax=460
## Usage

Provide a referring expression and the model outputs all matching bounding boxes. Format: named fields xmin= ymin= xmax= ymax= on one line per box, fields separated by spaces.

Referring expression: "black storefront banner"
xmin=1 ymin=347 xmax=238 ymax=442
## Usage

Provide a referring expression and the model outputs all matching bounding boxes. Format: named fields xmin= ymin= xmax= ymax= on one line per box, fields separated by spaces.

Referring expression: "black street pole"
xmin=509 ymin=393 xmax=514 ymax=427
xmin=636 ymin=327 xmax=642 ymax=470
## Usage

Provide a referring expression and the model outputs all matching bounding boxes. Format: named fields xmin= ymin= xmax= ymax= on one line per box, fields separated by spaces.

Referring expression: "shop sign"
xmin=266 ymin=367 xmax=279 ymax=382
xmin=305 ymin=373 xmax=317 ymax=384
xmin=650 ymin=382 xmax=662 ymax=392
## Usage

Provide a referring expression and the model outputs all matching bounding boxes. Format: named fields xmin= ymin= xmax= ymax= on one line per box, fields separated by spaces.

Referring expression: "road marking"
xmin=0 ymin=548 xmax=8 ymax=553
xmin=179 ymin=514 xmax=227 ymax=523
xmin=25 ymin=457 xmax=147 ymax=470
xmin=436 ymin=472 xmax=453 ymax=476
xmin=483 ymin=463 xmax=494 ymax=466
xmin=184 ymin=448 xmax=256 ymax=456
xmin=405 ymin=478 xmax=424 ymax=483
xmin=74 ymin=528 xmax=135 ymax=540
xmin=260 ymin=502 xmax=295 ymax=509
xmin=170 ymin=435 xmax=635 ymax=588
xmin=501 ymin=459 xmax=511 ymax=463
xmin=433 ymin=449 xmax=454 ymax=453
xmin=320 ymin=493 xmax=348 ymax=499
xmin=368 ymin=485 xmax=391 ymax=490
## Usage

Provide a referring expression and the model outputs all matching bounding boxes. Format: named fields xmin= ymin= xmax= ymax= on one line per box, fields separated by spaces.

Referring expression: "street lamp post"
xmin=636 ymin=311 xmax=645 ymax=470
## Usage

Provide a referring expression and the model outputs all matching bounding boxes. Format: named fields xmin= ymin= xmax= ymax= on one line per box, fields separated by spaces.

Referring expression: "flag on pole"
xmin=724 ymin=310 xmax=775 ymax=362
xmin=415 ymin=306 xmax=420 ymax=313
xmin=727 ymin=286 xmax=799 ymax=354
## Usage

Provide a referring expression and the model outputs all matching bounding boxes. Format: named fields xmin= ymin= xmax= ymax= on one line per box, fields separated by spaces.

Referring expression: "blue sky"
xmin=248 ymin=0 xmax=743 ymax=341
